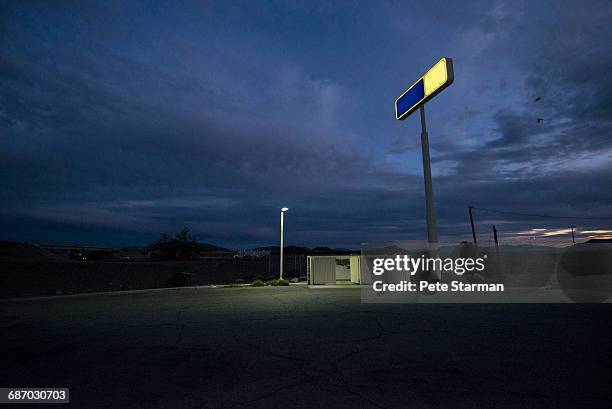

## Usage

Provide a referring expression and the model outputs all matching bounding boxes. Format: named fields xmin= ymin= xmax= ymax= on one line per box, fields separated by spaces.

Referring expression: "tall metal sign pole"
xmin=395 ymin=57 xmax=454 ymax=249
xmin=419 ymin=105 xmax=438 ymax=245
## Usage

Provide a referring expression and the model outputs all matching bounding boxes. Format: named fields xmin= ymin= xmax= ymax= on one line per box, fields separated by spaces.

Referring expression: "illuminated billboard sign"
xmin=395 ymin=57 xmax=454 ymax=120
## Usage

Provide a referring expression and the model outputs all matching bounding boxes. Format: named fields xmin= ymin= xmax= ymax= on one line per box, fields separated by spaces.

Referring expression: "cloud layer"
xmin=1 ymin=0 xmax=611 ymax=248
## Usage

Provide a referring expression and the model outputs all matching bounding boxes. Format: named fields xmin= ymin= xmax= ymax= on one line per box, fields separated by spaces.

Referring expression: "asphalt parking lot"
xmin=1 ymin=286 xmax=611 ymax=408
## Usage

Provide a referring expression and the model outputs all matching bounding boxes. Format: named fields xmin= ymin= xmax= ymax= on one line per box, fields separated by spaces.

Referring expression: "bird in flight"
xmin=537 ymin=118 xmax=543 ymax=123
xmin=535 ymin=97 xmax=541 ymax=102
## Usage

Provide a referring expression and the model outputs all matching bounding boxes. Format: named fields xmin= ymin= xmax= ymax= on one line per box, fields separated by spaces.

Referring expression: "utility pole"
xmin=493 ymin=225 xmax=499 ymax=248
xmin=570 ymin=225 xmax=576 ymax=244
xmin=469 ymin=206 xmax=477 ymax=246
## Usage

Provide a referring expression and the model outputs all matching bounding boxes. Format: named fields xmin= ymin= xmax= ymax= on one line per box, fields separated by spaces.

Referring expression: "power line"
xmin=472 ymin=206 xmax=612 ymax=221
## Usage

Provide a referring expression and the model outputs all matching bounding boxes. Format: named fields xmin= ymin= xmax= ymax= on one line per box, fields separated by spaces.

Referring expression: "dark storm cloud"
xmin=1 ymin=0 xmax=611 ymax=248
xmin=430 ymin=0 xmax=612 ymax=190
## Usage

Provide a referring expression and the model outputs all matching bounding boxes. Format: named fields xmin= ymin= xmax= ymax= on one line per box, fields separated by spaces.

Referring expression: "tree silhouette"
xmin=151 ymin=227 xmax=199 ymax=260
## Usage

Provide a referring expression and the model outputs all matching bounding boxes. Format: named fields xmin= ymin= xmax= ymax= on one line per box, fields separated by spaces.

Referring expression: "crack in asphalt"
xmin=224 ymin=303 xmax=391 ymax=409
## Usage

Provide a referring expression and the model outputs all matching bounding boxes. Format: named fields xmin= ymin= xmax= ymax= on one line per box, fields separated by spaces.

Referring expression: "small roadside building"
xmin=307 ymin=255 xmax=361 ymax=285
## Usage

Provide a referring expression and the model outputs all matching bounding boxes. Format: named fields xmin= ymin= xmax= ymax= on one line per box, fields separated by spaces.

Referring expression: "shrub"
xmin=263 ymin=279 xmax=290 ymax=286
xmin=251 ymin=279 xmax=265 ymax=287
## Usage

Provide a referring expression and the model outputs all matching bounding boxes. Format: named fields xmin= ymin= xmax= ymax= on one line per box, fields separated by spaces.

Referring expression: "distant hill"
xmin=149 ymin=238 xmax=233 ymax=260
xmin=119 ymin=242 xmax=231 ymax=253
xmin=0 ymin=241 xmax=71 ymax=262
xmin=253 ymin=245 xmax=358 ymax=255
xmin=193 ymin=242 xmax=232 ymax=253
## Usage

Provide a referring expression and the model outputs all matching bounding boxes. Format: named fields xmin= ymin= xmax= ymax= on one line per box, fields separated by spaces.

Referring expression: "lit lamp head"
xmin=281 ymin=207 xmax=289 ymax=212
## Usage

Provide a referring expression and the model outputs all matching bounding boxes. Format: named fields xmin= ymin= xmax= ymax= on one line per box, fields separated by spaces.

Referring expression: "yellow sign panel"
xmin=423 ymin=58 xmax=449 ymax=95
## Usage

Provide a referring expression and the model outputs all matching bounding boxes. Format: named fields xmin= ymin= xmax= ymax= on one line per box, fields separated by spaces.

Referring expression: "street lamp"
xmin=280 ymin=207 xmax=289 ymax=280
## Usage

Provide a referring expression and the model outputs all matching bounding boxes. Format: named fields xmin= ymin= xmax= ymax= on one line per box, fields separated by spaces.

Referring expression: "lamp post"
xmin=280 ymin=207 xmax=289 ymax=279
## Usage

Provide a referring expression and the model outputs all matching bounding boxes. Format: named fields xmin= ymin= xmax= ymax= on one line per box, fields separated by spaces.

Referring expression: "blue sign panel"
xmin=395 ymin=79 xmax=424 ymax=120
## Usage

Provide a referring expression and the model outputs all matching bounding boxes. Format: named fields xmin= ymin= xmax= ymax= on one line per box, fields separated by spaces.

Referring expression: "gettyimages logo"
xmin=368 ymin=253 xmax=503 ymax=294
xmin=361 ymin=241 xmax=612 ymax=303
xmin=371 ymin=254 xmax=487 ymax=276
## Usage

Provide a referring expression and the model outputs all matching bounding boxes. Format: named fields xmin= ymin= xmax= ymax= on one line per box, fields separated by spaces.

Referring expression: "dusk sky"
xmin=1 ymin=0 xmax=611 ymax=249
